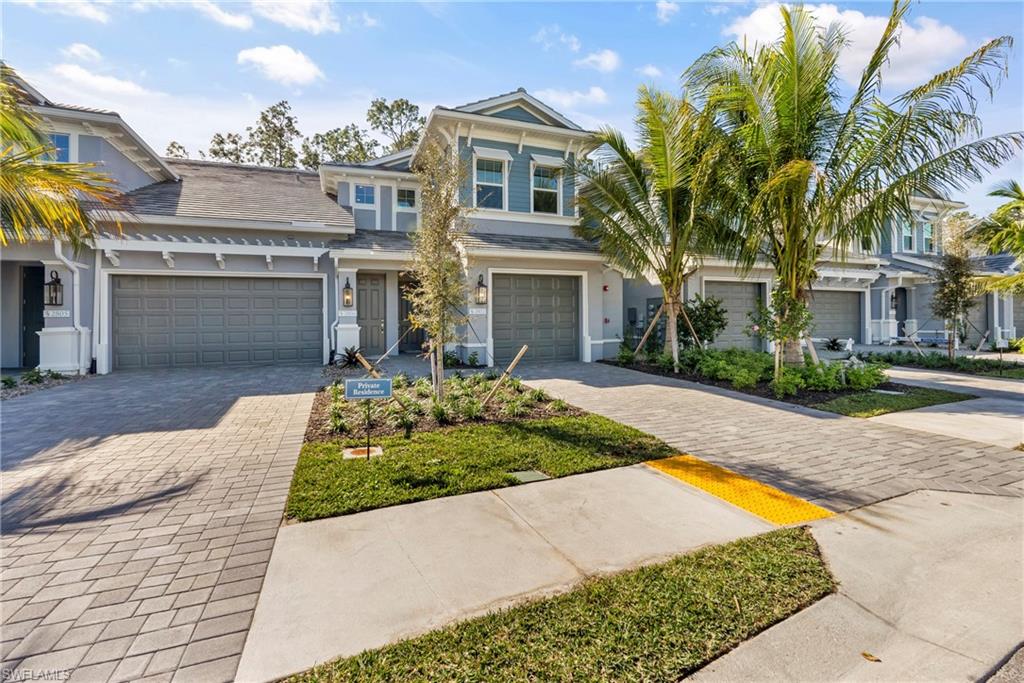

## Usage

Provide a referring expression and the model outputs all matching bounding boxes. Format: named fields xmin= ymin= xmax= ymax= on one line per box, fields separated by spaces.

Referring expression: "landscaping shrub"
xmin=467 ymin=352 xmax=479 ymax=366
xmin=507 ymin=377 xmax=524 ymax=393
xmin=527 ymin=387 xmax=548 ymax=403
xmin=430 ymin=400 xmax=453 ymax=425
xmin=388 ymin=400 xmax=421 ymax=438
xmin=860 ymin=350 xmax=1022 ymax=378
xmin=845 ymin=364 xmax=887 ymax=390
xmin=823 ymin=337 xmax=844 ymax=352
xmin=548 ymin=399 xmax=569 ymax=413
xmin=329 ymin=403 xmax=350 ymax=434
xmin=2 ymin=376 xmax=16 ymax=389
xmin=695 ymin=348 xmax=773 ymax=389
xmin=45 ymin=370 xmax=66 ymax=380
xmin=770 ymin=368 xmax=805 ymax=397
xmin=617 ymin=344 xmax=635 ymax=364
xmin=20 ymin=368 xmax=44 ymax=385
xmin=413 ymin=377 xmax=433 ymax=398
xmin=458 ymin=397 xmax=484 ymax=421
xmin=677 ymin=294 xmax=728 ymax=347
xmin=801 ymin=361 xmax=844 ymax=391
xmin=503 ymin=398 xmax=528 ymax=418
xmin=443 ymin=350 xmax=460 ymax=367
xmin=392 ymin=373 xmax=409 ymax=390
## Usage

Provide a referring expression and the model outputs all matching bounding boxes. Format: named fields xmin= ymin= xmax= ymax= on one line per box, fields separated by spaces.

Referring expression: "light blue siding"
xmin=458 ymin=137 xmax=574 ymax=217
xmin=489 ymin=106 xmax=546 ymax=125
xmin=380 ymin=186 xmax=393 ymax=230
xmin=337 ymin=181 xmax=350 ymax=206
xmin=78 ymin=135 xmax=154 ymax=191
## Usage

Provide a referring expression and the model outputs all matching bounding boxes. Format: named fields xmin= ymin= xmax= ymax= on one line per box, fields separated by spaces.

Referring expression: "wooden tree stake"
xmin=354 ymin=352 xmax=381 ymax=379
xmin=482 ymin=345 xmax=529 ymax=407
xmin=633 ymin=304 xmax=664 ymax=355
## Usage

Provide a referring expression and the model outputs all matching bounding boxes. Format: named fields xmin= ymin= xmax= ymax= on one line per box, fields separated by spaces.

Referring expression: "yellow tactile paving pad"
xmin=647 ymin=455 xmax=835 ymax=526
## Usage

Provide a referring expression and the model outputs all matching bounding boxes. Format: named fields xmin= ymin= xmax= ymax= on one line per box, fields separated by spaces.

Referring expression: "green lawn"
xmin=288 ymin=527 xmax=834 ymax=682
xmin=813 ymin=386 xmax=974 ymax=417
xmin=287 ymin=414 xmax=675 ymax=521
xmin=978 ymin=366 xmax=1024 ymax=380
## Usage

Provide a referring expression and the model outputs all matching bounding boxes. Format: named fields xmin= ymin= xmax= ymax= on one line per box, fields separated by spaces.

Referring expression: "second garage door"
xmin=705 ymin=280 xmax=762 ymax=350
xmin=492 ymin=274 xmax=579 ymax=364
xmin=112 ymin=275 xmax=323 ymax=369
xmin=809 ymin=290 xmax=862 ymax=342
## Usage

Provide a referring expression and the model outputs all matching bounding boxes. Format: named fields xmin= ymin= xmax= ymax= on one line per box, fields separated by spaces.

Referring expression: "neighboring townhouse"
xmin=2 ymin=80 xmax=623 ymax=373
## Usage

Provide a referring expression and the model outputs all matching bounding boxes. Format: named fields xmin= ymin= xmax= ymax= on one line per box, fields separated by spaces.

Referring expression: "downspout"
xmin=53 ymin=239 xmax=90 ymax=374
xmin=92 ymin=249 xmax=101 ymax=369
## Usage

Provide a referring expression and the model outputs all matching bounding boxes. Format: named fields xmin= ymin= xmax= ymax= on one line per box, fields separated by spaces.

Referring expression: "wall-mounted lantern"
xmin=45 ymin=270 xmax=64 ymax=307
xmin=473 ymin=274 xmax=488 ymax=305
xmin=890 ymin=292 xmax=898 ymax=312
xmin=342 ymin=277 xmax=354 ymax=307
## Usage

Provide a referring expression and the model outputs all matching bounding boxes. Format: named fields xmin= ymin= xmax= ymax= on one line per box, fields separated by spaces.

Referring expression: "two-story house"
xmin=2 ymin=79 xmax=623 ymax=374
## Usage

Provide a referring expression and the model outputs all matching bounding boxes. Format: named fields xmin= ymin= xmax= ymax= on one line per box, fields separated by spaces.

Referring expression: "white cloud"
xmin=61 ymin=43 xmax=102 ymax=62
xmin=11 ymin=0 xmax=112 ymax=23
xmin=532 ymin=24 xmax=581 ymax=53
xmin=636 ymin=64 xmax=663 ymax=79
xmin=574 ymin=49 xmax=621 ymax=73
xmin=237 ymin=45 xmax=324 ymax=86
xmin=705 ymin=3 xmax=732 ymax=16
xmin=656 ymin=1 xmax=679 ymax=24
xmin=191 ymin=0 xmax=252 ymax=29
xmin=251 ymin=0 xmax=338 ymax=34
xmin=356 ymin=11 xmax=379 ymax=28
xmin=50 ymin=64 xmax=156 ymax=97
xmin=723 ymin=3 xmax=968 ymax=87
xmin=534 ymin=86 xmax=608 ymax=109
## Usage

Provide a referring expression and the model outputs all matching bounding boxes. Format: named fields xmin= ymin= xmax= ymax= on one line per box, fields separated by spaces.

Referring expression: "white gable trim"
xmin=457 ymin=91 xmax=582 ymax=131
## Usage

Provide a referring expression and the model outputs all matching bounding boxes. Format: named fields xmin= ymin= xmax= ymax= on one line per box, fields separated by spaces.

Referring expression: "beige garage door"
xmin=809 ymin=290 xmax=862 ymax=342
xmin=112 ymin=275 xmax=323 ymax=369
xmin=704 ymin=280 xmax=762 ymax=350
xmin=492 ymin=274 xmax=579 ymax=363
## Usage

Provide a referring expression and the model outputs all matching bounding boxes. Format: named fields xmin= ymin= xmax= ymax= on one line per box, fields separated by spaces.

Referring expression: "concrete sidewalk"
xmin=693 ymin=490 xmax=1023 ymax=681
xmin=873 ymin=367 xmax=1023 ymax=449
xmin=236 ymin=465 xmax=770 ymax=682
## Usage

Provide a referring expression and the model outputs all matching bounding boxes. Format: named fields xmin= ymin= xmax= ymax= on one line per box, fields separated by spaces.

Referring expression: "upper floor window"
xmin=397 ymin=188 xmax=416 ymax=209
xmin=475 ymin=158 xmax=504 ymax=210
xmin=922 ymin=222 xmax=934 ymax=252
xmin=355 ymin=184 xmax=375 ymax=206
xmin=901 ymin=223 xmax=914 ymax=251
xmin=532 ymin=166 xmax=559 ymax=214
xmin=47 ymin=133 xmax=70 ymax=163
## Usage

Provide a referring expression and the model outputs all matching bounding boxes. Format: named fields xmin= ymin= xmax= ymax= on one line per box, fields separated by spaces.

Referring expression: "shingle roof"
xmin=972 ymin=253 xmax=1019 ymax=273
xmin=461 ymin=231 xmax=599 ymax=254
xmin=334 ymin=229 xmax=414 ymax=253
xmin=125 ymin=160 xmax=354 ymax=229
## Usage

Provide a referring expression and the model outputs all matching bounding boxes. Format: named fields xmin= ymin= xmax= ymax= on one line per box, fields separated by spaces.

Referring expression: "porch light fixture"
xmin=44 ymin=270 xmax=63 ymax=307
xmin=890 ymin=292 xmax=898 ymax=312
xmin=342 ymin=277 xmax=354 ymax=307
xmin=474 ymin=274 xmax=488 ymax=305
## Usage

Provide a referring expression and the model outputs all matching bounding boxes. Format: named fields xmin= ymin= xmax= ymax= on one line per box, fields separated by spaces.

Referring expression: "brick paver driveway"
xmin=519 ymin=362 xmax=1023 ymax=511
xmin=1 ymin=366 xmax=320 ymax=682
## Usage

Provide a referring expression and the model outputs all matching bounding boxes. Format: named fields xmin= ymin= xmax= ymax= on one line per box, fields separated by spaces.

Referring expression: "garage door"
xmin=112 ymin=276 xmax=323 ymax=369
xmin=809 ymin=290 xmax=862 ymax=342
xmin=964 ymin=295 xmax=989 ymax=346
xmin=492 ymin=274 xmax=579 ymax=363
xmin=704 ymin=280 xmax=761 ymax=350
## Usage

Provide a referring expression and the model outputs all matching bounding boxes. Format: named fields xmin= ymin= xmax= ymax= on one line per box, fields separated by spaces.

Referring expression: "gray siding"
xmin=337 ymin=181 xmax=350 ymax=206
xmin=354 ymin=208 xmax=375 ymax=229
xmin=78 ymin=135 xmax=154 ymax=192
xmin=489 ymin=106 xmax=546 ymax=125
xmin=1 ymin=262 xmax=21 ymax=367
xmin=396 ymin=212 xmax=417 ymax=232
xmin=380 ymin=186 xmax=393 ymax=230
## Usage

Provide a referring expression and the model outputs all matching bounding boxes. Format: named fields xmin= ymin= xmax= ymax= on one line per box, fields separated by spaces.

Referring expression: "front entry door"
xmin=21 ymin=266 xmax=44 ymax=368
xmin=894 ymin=288 xmax=908 ymax=336
xmin=357 ymin=273 xmax=386 ymax=355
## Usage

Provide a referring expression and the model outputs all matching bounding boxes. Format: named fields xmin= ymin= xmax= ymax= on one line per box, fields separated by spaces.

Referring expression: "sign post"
xmin=344 ymin=378 xmax=393 ymax=459
xmin=996 ymin=339 xmax=1008 ymax=376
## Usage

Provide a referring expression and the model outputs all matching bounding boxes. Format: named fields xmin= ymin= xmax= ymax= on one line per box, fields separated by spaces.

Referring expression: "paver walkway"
xmin=1 ymin=366 xmax=321 ymax=683
xmin=518 ymin=362 xmax=1024 ymax=511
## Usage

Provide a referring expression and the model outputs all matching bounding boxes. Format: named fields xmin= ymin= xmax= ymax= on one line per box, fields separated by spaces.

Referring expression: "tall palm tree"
xmin=974 ymin=179 xmax=1024 ymax=292
xmin=570 ymin=87 xmax=736 ymax=372
xmin=684 ymin=0 xmax=1023 ymax=371
xmin=1 ymin=66 xmax=123 ymax=249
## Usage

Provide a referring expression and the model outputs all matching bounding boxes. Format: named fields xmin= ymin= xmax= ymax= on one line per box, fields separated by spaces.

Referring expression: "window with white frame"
xmin=532 ymin=166 xmax=559 ymax=214
xmin=396 ymin=188 xmax=416 ymax=209
xmin=902 ymin=223 xmax=914 ymax=251
xmin=922 ymin=222 xmax=934 ymax=252
xmin=47 ymin=133 xmax=70 ymax=163
xmin=475 ymin=158 xmax=504 ymax=210
xmin=355 ymin=184 xmax=375 ymax=206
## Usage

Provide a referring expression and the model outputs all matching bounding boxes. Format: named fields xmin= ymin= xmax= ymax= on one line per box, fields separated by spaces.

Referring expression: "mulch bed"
xmin=601 ymin=360 xmax=920 ymax=409
xmin=304 ymin=380 xmax=584 ymax=443
xmin=0 ymin=373 xmax=89 ymax=400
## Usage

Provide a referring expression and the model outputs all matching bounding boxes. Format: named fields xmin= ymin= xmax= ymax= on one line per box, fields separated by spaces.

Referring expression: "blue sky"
xmin=4 ymin=0 xmax=1022 ymax=212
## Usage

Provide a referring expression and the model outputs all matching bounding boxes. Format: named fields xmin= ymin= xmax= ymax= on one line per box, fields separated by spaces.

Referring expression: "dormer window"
xmin=355 ymin=184 xmax=375 ymax=206
xmin=397 ymin=188 xmax=416 ymax=209
xmin=901 ymin=223 xmax=914 ymax=251
xmin=922 ymin=222 xmax=934 ymax=252
xmin=475 ymin=158 xmax=504 ymax=210
xmin=47 ymin=133 xmax=70 ymax=163
xmin=532 ymin=166 xmax=559 ymax=214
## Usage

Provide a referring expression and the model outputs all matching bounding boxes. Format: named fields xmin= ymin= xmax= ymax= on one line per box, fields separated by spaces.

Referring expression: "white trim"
xmin=97 ymin=269 xmax=330 ymax=373
xmin=93 ymin=212 xmax=354 ymax=234
xmin=473 ymin=153 xmax=507 ymax=211
xmin=471 ymin=208 xmax=575 ymax=226
xmin=466 ymin=247 xmax=604 ymax=262
xmin=95 ymin=237 xmax=327 ymax=258
xmin=455 ymin=92 xmax=583 ymax=131
xmin=354 ymin=183 xmax=377 ymax=209
xmin=529 ymin=159 xmax=561 ymax=217
xmin=900 ymin=221 xmax=915 ymax=252
xmin=530 ymin=153 xmax=564 ymax=168
xmin=486 ymin=267 xmax=591 ymax=365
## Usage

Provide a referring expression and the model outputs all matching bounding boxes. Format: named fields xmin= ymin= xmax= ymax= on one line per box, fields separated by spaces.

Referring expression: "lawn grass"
xmin=287 ymin=414 xmax=675 ymax=521
xmin=288 ymin=527 xmax=835 ymax=682
xmin=813 ymin=386 xmax=974 ymax=417
xmin=978 ymin=366 xmax=1024 ymax=380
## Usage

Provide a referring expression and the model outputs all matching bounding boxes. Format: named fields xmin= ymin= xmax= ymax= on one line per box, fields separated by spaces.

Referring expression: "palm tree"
xmin=973 ymin=179 xmax=1024 ymax=291
xmin=684 ymin=0 xmax=1023 ymax=372
xmin=570 ymin=87 xmax=737 ymax=372
xmin=1 ymin=66 xmax=123 ymax=249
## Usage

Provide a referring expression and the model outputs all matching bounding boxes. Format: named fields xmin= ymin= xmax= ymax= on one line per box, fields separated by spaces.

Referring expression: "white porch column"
xmin=334 ymin=261 xmax=360 ymax=355
xmin=860 ymin=288 xmax=870 ymax=346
